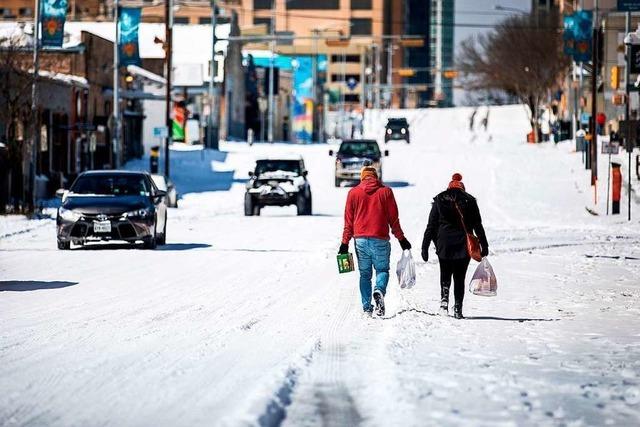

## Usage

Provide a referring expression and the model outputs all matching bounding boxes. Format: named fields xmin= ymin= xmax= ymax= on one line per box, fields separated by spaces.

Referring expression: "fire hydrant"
xmin=612 ymin=162 xmax=622 ymax=215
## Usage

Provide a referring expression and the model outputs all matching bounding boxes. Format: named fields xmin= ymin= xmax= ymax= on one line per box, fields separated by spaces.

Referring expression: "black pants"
xmin=438 ymin=257 xmax=470 ymax=305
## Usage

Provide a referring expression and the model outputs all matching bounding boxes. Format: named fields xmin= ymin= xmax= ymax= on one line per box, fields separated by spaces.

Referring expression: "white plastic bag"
xmin=396 ymin=250 xmax=416 ymax=289
xmin=469 ymin=257 xmax=497 ymax=296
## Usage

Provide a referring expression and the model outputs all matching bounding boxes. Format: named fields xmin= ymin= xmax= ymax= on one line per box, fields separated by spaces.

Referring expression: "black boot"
xmin=440 ymin=285 xmax=450 ymax=314
xmin=453 ymin=302 xmax=464 ymax=319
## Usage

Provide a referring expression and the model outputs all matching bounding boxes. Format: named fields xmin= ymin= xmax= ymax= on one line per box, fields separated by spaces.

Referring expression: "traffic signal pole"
xmin=590 ymin=2 xmax=599 ymax=199
xmin=626 ymin=12 xmax=632 ymax=221
xmin=164 ymin=0 xmax=173 ymax=177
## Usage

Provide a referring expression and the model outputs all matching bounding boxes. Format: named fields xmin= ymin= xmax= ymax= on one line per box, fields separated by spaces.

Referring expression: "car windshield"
xmin=338 ymin=141 xmax=381 ymax=157
xmin=70 ymin=175 xmax=150 ymax=196
xmin=255 ymin=160 xmax=300 ymax=176
xmin=387 ymin=119 xmax=408 ymax=127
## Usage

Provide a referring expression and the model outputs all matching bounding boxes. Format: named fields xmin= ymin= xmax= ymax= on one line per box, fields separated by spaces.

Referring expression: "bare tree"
xmin=0 ymin=35 xmax=34 ymax=211
xmin=457 ymin=10 xmax=569 ymax=141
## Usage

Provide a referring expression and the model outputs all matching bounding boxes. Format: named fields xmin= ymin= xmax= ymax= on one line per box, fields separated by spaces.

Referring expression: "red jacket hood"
xmin=360 ymin=177 xmax=383 ymax=195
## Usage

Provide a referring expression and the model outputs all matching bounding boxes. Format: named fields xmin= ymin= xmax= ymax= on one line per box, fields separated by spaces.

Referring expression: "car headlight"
xmin=58 ymin=207 xmax=82 ymax=221
xmin=387 ymin=129 xmax=392 ymax=135
xmin=401 ymin=128 xmax=406 ymax=134
xmin=122 ymin=208 xmax=153 ymax=219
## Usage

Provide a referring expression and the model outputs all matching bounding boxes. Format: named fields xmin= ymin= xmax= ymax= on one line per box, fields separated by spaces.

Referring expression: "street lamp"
xmin=623 ymin=24 xmax=639 ymax=221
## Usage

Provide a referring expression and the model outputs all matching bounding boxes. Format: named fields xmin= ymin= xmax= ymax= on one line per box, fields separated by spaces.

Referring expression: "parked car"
xmin=245 ymin=157 xmax=312 ymax=216
xmin=385 ymin=117 xmax=410 ymax=143
xmin=56 ymin=171 xmax=167 ymax=250
xmin=151 ymin=174 xmax=178 ymax=207
xmin=330 ymin=139 xmax=388 ymax=187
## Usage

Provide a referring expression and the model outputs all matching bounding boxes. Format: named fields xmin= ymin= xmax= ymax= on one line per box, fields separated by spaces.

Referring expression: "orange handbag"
xmin=454 ymin=202 xmax=482 ymax=262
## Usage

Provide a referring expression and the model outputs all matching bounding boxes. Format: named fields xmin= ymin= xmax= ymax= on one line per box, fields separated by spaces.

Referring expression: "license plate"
xmin=93 ymin=220 xmax=111 ymax=233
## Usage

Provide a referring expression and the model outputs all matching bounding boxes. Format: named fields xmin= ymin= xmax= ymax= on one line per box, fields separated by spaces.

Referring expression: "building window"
xmin=254 ymin=0 xmax=274 ymax=9
xmin=350 ymin=18 xmax=372 ymax=35
xmin=253 ymin=17 xmax=272 ymax=33
xmin=344 ymin=94 xmax=360 ymax=103
xmin=331 ymin=54 xmax=360 ymax=63
xmin=19 ymin=7 xmax=33 ymax=17
xmin=331 ymin=74 xmax=360 ymax=82
xmin=199 ymin=17 xmax=211 ymax=24
xmin=351 ymin=0 xmax=371 ymax=9
xmin=287 ymin=0 xmax=339 ymax=9
xmin=174 ymin=16 xmax=190 ymax=24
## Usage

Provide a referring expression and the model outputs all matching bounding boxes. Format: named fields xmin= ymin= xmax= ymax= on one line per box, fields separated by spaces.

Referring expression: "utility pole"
xmin=165 ymin=0 xmax=173 ymax=176
xmin=626 ymin=12 xmax=632 ymax=221
xmin=374 ymin=43 xmax=381 ymax=109
xmin=386 ymin=40 xmax=393 ymax=108
xmin=590 ymin=0 xmax=599 ymax=194
xmin=30 ymin=0 xmax=41 ymax=211
xmin=267 ymin=2 xmax=275 ymax=143
xmin=312 ymin=29 xmax=318 ymax=142
xmin=208 ymin=0 xmax=219 ymax=150
xmin=113 ymin=0 xmax=120 ymax=169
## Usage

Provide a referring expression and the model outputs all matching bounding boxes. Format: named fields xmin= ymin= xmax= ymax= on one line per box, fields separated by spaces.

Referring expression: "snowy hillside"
xmin=1 ymin=105 xmax=639 ymax=426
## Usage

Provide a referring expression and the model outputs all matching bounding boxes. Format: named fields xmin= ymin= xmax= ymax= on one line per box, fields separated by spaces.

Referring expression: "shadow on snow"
xmin=0 ymin=280 xmax=78 ymax=292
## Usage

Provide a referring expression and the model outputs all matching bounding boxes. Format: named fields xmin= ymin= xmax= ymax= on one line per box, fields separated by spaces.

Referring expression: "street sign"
xmin=153 ymin=126 xmax=168 ymax=138
xmin=602 ymin=140 xmax=621 ymax=154
xmin=618 ymin=0 xmax=640 ymax=12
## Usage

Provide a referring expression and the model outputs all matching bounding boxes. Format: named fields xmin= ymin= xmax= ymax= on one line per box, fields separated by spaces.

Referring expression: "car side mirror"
xmin=248 ymin=171 xmax=254 ymax=177
xmin=329 ymin=150 xmax=334 ymax=156
xmin=302 ymin=170 xmax=308 ymax=177
xmin=384 ymin=150 xmax=389 ymax=157
xmin=154 ymin=190 xmax=167 ymax=200
xmin=55 ymin=188 xmax=66 ymax=198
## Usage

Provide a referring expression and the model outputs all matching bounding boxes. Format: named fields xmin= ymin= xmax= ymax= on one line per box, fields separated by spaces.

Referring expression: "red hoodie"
xmin=342 ymin=178 xmax=405 ymax=244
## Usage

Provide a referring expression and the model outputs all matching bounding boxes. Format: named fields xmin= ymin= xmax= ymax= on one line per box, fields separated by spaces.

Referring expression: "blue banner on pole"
xmin=119 ymin=7 xmax=141 ymax=67
xmin=41 ymin=0 xmax=68 ymax=47
xmin=562 ymin=11 xmax=592 ymax=62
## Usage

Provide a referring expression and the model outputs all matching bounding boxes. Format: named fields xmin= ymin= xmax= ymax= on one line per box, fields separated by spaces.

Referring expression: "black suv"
xmin=56 ymin=171 xmax=167 ymax=249
xmin=245 ymin=158 xmax=312 ymax=216
xmin=385 ymin=117 xmax=410 ymax=143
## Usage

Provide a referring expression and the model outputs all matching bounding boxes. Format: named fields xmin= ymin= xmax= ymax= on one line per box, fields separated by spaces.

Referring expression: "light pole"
xmin=113 ymin=0 xmax=120 ymax=169
xmin=164 ymin=0 xmax=173 ymax=177
xmin=267 ymin=1 xmax=275 ymax=143
xmin=30 ymin=0 xmax=42 ymax=211
xmin=208 ymin=0 xmax=219 ymax=150
xmin=624 ymin=22 xmax=638 ymax=222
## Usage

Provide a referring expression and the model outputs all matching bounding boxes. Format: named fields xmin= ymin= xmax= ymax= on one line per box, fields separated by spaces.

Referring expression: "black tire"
xmin=244 ymin=193 xmax=254 ymax=216
xmin=305 ymin=193 xmax=313 ymax=215
xmin=143 ymin=222 xmax=157 ymax=249
xmin=157 ymin=216 xmax=167 ymax=245
xmin=297 ymin=192 xmax=312 ymax=216
xmin=57 ymin=240 xmax=70 ymax=250
xmin=335 ymin=177 xmax=341 ymax=187
xmin=253 ymin=204 xmax=261 ymax=216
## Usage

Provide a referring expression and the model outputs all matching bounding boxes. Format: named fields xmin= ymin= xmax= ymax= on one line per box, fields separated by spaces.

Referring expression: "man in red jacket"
xmin=339 ymin=163 xmax=411 ymax=316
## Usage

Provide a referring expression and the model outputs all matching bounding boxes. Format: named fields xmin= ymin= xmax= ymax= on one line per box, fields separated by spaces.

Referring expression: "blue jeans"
xmin=355 ymin=237 xmax=391 ymax=312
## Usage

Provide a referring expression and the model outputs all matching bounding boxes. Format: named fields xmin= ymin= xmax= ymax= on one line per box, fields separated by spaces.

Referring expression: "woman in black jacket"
xmin=421 ymin=173 xmax=488 ymax=319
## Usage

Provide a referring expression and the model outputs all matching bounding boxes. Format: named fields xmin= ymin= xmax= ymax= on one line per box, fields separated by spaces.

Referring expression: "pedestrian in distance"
xmin=469 ymin=108 xmax=477 ymax=131
xmin=421 ymin=173 xmax=489 ymax=319
xmin=339 ymin=162 xmax=411 ymax=317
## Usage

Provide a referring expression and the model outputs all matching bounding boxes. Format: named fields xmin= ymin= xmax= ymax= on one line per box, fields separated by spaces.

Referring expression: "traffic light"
xmin=443 ymin=69 xmax=458 ymax=79
xmin=610 ymin=66 xmax=620 ymax=90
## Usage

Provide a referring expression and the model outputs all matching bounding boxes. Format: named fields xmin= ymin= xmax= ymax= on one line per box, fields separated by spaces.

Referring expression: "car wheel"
xmin=335 ymin=178 xmax=341 ymax=187
xmin=57 ymin=240 xmax=70 ymax=250
xmin=253 ymin=204 xmax=261 ymax=216
xmin=244 ymin=193 xmax=254 ymax=216
xmin=143 ymin=223 xmax=157 ymax=249
xmin=157 ymin=216 xmax=167 ymax=245
xmin=297 ymin=193 xmax=311 ymax=216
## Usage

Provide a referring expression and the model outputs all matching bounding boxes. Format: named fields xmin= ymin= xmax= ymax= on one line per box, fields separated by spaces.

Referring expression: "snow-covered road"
xmin=1 ymin=106 xmax=639 ymax=426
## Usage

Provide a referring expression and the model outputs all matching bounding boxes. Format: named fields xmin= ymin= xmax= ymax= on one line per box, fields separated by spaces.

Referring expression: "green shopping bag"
xmin=337 ymin=253 xmax=355 ymax=274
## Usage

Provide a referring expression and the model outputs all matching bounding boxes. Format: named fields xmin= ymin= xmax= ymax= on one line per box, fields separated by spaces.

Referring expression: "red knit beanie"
xmin=448 ymin=173 xmax=465 ymax=191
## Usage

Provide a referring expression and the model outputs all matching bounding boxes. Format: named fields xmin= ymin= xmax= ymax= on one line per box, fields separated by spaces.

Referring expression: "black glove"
xmin=421 ymin=249 xmax=429 ymax=262
xmin=339 ymin=243 xmax=349 ymax=254
xmin=399 ymin=238 xmax=412 ymax=251
xmin=481 ymin=245 xmax=489 ymax=257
